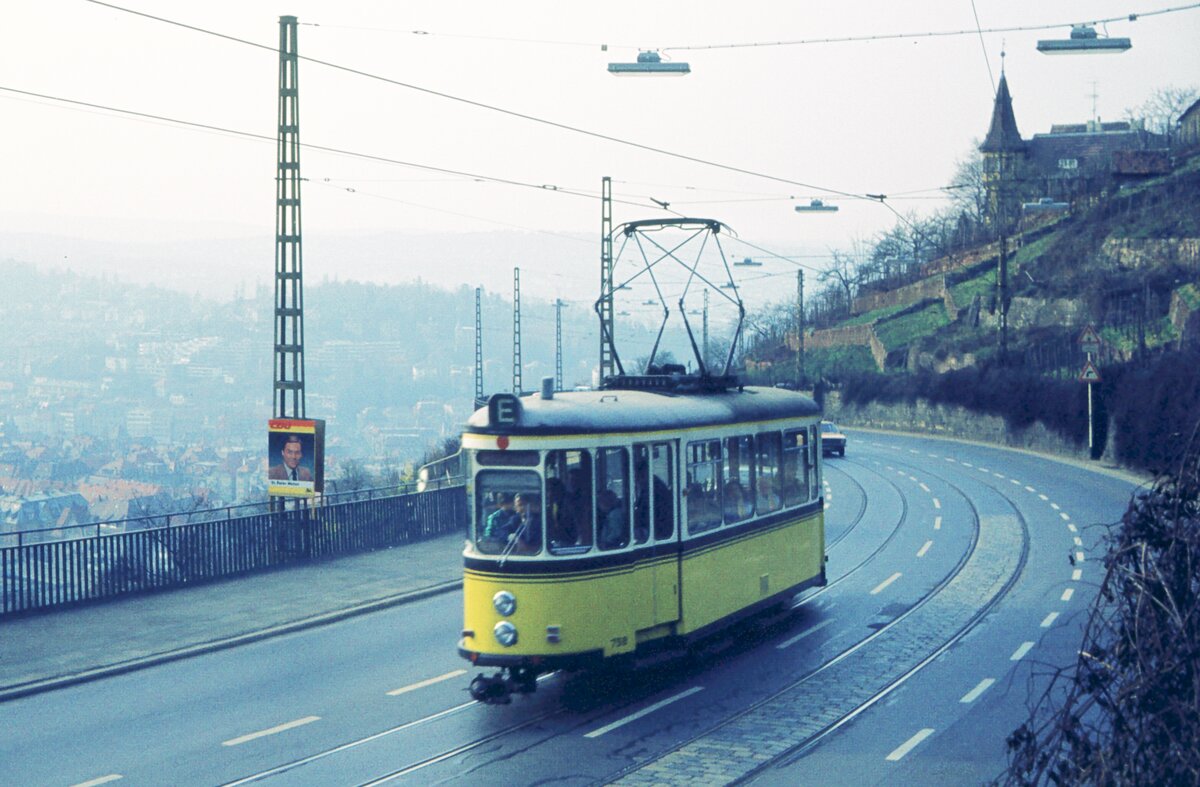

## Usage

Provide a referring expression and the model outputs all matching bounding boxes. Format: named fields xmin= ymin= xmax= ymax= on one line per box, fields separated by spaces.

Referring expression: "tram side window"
xmin=596 ymin=447 xmax=630 ymax=550
xmin=686 ymin=439 xmax=722 ymax=534
xmin=475 ymin=470 xmax=543 ymax=556
xmin=755 ymin=432 xmax=783 ymax=514
xmin=545 ymin=449 xmax=594 ymax=555
xmin=810 ymin=425 xmax=821 ymax=492
xmin=724 ymin=435 xmax=755 ymax=523
xmin=782 ymin=429 xmax=810 ymax=506
xmin=634 ymin=443 xmax=676 ymax=543
xmin=651 ymin=442 xmax=676 ymax=540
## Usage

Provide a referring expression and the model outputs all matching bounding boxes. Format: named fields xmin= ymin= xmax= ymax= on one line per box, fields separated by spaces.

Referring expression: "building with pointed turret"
xmin=979 ymin=69 xmax=1169 ymax=226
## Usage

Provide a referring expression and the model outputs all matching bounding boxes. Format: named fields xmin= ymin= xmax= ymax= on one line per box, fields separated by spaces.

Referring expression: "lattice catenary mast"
xmin=273 ymin=15 xmax=305 ymax=418
xmin=598 ymin=176 xmax=615 ymax=382
xmin=512 ymin=268 xmax=523 ymax=395
xmin=474 ymin=286 xmax=484 ymax=406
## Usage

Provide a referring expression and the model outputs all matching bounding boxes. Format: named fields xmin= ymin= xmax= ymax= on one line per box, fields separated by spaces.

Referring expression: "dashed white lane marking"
xmin=1060 ymin=512 xmax=1071 ymax=521
xmin=70 ymin=777 xmax=122 ymax=787
xmin=886 ymin=728 xmax=935 ymax=761
xmin=932 ymin=498 xmax=941 ymax=509
xmin=944 ymin=457 xmax=956 ymax=463
xmin=1011 ymin=641 xmax=1035 ymax=661
xmin=993 ymin=473 xmax=1006 ymax=479
xmin=1010 ymin=479 xmax=1022 ymax=486
xmin=1038 ymin=493 xmax=1049 ymax=501
xmin=1076 ymin=552 xmax=1086 ymax=563
xmin=962 ymin=462 xmax=973 ymax=468
xmin=1073 ymin=537 xmax=1083 ymax=547
xmin=1067 ymin=523 xmax=1078 ymax=533
xmin=777 ymin=618 xmax=835 ymax=649
xmin=934 ymin=516 xmax=942 ymax=530
xmin=387 ymin=669 xmax=467 ymax=696
xmin=1072 ymin=569 xmax=1083 ymax=581
xmin=919 ymin=482 xmax=930 ymax=492
xmin=1050 ymin=503 xmax=1060 ymax=510
xmin=916 ymin=540 xmax=933 ymax=558
xmin=927 ymin=453 xmax=938 ymax=458
xmin=909 ymin=475 xmax=918 ymax=483
xmin=584 ymin=686 xmax=705 ymax=738
xmin=1040 ymin=612 xmax=1060 ymax=628
xmin=959 ymin=678 xmax=996 ymax=704
xmin=871 ymin=572 xmax=903 ymax=595
xmin=1025 ymin=486 xmax=1036 ymax=492
xmin=978 ymin=467 xmax=989 ymax=473
xmin=223 ymin=716 xmax=321 ymax=747
xmin=1061 ymin=588 xmax=1075 ymax=602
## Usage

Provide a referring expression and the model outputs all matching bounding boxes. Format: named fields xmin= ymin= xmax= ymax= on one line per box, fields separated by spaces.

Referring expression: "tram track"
xmin=223 ymin=451 xmax=1017 ymax=787
xmin=612 ymin=451 xmax=1031 ymax=786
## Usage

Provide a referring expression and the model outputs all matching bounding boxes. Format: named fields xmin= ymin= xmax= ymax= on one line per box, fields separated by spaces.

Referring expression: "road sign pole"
xmin=1087 ymin=368 xmax=1094 ymax=455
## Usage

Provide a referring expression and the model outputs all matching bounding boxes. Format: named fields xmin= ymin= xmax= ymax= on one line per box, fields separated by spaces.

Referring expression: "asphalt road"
xmin=0 ymin=431 xmax=1138 ymax=786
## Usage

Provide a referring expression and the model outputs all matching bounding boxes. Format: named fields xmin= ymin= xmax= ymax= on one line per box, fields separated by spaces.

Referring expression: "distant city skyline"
xmin=3 ymin=1 xmax=1198 ymax=302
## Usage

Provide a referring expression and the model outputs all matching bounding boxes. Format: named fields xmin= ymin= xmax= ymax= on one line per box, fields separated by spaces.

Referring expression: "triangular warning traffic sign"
xmin=1078 ymin=360 xmax=1101 ymax=383
xmin=1078 ymin=325 xmax=1101 ymax=346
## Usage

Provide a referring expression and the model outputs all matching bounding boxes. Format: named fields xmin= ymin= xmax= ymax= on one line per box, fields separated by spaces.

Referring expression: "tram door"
xmin=635 ymin=442 xmax=680 ymax=625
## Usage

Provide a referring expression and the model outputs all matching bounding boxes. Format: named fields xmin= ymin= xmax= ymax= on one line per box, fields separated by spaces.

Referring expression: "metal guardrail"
xmin=0 ymin=483 xmax=466 ymax=617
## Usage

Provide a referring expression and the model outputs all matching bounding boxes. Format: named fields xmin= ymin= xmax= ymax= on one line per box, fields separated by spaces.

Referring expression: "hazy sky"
xmin=3 ymin=1 xmax=1198 ymax=302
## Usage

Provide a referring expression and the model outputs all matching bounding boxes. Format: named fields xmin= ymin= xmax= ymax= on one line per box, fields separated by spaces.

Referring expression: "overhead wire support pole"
xmin=273 ymin=14 xmax=305 ymax=420
xmin=513 ymin=268 xmax=522 ymax=395
xmin=796 ymin=270 xmax=805 ymax=386
xmin=599 ymin=176 xmax=615 ymax=383
xmin=474 ymin=286 xmax=484 ymax=407
xmin=555 ymin=299 xmax=564 ymax=391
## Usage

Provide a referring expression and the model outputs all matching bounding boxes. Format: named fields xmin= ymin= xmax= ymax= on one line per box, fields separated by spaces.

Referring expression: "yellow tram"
xmin=458 ymin=377 xmax=826 ymax=702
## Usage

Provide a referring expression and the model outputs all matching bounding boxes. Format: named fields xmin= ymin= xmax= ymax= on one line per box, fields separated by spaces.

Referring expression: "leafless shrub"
xmin=1002 ymin=425 xmax=1200 ymax=785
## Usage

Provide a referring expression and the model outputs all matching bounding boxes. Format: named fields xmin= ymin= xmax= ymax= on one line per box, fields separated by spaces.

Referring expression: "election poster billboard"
xmin=267 ymin=418 xmax=325 ymax=497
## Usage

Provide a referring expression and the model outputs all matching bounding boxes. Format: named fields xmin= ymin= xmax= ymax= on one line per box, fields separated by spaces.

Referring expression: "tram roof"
xmin=465 ymin=385 xmax=821 ymax=437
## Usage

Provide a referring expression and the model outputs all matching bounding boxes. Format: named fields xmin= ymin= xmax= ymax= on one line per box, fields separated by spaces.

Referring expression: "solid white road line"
xmin=1061 ymin=588 xmax=1075 ymax=602
xmin=583 ymin=687 xmax=705 ymax=738
xmin=916 ymin=540 xmax=933 ymax=558
xmin=959 ymin=678 xmax=996 ymax=703
xmin=934 ymin=516 xmax=942 ymax=530
xmin=777 ymin=618 xmax=835 ymax=649
xmin=1041 ymin=612 xmax=1060 ymax=628
xmin=1011 ymin=642 xmax=1035 ymax=660
xmin=387 ymin=669 xmax=467 ymax=696
xmin=70 ymin=777 xmax=122 ymax=787
xmin=222 ymin=716 xmax=320 ymax=747
xmin=886 ymin=728 xmax=935 ymax=761
xmin=871 ymin=572 xmax=902 ymax=595
xmin=1072 ymin=569 xmax=1083 ymax=581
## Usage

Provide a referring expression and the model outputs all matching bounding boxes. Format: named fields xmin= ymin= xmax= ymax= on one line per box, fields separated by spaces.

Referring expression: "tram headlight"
xmin=492 ymin=590 xmax=517 ymax=617
xmin=493 ymin=620 xmax=518 ymax=647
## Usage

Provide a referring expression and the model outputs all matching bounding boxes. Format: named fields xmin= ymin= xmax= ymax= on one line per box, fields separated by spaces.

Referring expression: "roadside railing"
xmin=0 ymin=483 xmax=466 ymax=617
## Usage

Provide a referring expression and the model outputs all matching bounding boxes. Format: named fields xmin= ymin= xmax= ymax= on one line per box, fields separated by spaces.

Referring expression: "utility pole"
xmin=273 ymin=15 xmax=305 ymax=419
xmin=512 ymin=268 xmax=522 ymax=395
xmin=796 ymin=270 xmax=805 ymax=386
xmin=555 ymin=299 xmax=565 ymax=391
xmin=599 ymin=176 xmax=615 ymax=382
xmin=702 ymin=289 xmax=710 ymax=370
xmin=474 ymin=286 xmax=484 ymax=407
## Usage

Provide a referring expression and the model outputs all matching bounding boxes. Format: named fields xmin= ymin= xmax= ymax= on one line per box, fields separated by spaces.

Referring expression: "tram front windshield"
xmin=475 ymin=470 xmax=543 ymax=555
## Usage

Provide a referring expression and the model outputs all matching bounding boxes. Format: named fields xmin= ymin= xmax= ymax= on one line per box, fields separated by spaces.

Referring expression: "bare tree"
xmin=1124 ymin=85 xmax=1200 ymax=136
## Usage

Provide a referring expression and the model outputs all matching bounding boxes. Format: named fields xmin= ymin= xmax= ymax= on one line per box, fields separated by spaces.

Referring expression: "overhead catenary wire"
xmin=80 ymin=0 xmax=872 ymax=203
xmin=0 ymin=85 xmax=667 ymax=214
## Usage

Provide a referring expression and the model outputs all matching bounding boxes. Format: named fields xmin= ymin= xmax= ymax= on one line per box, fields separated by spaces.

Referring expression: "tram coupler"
xmin=468 ymin=667 xmax=540 ymax=704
